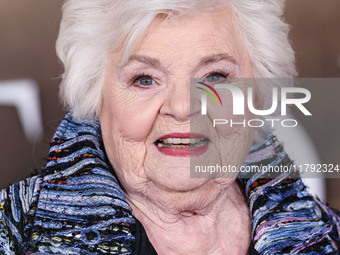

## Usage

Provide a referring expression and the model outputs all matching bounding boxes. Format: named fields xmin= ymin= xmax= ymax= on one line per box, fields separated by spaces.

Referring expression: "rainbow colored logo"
xmin=196 ymin=81 xmax=223 ymax=106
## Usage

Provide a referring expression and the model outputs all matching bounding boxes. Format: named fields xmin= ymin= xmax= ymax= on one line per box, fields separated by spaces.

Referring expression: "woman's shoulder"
xmin=0 ymin=174 xmax=42 ymax=254
xmin=1 ymin=175 xmax=42 ymax=218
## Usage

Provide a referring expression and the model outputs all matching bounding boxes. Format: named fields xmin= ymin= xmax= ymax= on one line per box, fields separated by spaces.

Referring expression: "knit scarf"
xmin=1 ymin=113 xmax=339 ymax=254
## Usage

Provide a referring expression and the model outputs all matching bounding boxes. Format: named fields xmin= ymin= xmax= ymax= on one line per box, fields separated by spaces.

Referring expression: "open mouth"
xmin=154 ymin=138 xmax=209 ymax=148
xmin=154 ymin=133 xmax=210 ymax=157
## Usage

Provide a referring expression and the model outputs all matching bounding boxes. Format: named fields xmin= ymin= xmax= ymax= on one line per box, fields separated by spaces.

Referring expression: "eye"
xmin=132 ymin=75 xmax=155 ymax=87
xmin=205 ymin=72 xmax=228 ymax=83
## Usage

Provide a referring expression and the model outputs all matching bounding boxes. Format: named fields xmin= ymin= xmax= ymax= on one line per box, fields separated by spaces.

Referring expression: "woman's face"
xmin=100 ymin=8 xmax=255 ymax=196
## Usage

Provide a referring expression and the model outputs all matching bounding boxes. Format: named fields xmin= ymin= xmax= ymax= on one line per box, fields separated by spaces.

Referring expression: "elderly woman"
xmin=1 ymin=0 xmax=339 ymax=254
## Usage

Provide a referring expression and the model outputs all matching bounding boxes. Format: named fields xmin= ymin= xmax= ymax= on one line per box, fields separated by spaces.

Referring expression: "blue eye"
xmin=131 ymin=75 xmax=155 ymax=87
xmin=139 ymin=76 xmax=154 ymax=86
xmin=206 ymin=72 xmax=228 ymax=83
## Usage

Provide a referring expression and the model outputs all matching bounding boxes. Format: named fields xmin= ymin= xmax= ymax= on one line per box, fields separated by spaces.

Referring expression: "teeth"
xmin=164 ymin=138 xmax=173 ymax=144
xmin=182 ymin=138 xmax=190 ymax=144
xmin=191 ymin=138 xmax=202 ymax=144
xmin=156 ymin=138 xmax=208 ymax=148
xmin=161 ymin=138 xmax=206 ymax=144
xmin=173 ymin=138 xmax=181 ymax=144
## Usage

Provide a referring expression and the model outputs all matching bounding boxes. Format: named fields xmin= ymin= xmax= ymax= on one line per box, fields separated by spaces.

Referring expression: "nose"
xmin=160 ymin=79 xmax=191 ymax=122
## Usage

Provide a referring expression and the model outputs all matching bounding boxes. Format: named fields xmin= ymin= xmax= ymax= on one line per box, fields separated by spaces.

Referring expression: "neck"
xmin=126 ymin=181 xmax=251 ymax=255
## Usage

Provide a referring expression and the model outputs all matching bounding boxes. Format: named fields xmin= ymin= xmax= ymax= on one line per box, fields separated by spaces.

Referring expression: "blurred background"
xmin=0 ymin=0 xmax=339 ymax=208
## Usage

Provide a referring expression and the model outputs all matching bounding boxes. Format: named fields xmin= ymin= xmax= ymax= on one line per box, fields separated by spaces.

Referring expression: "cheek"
xmin=208 ymin=89 xmax=247 ymax=134
xmin=207 ymin=83 xmax=256 ymax=141
xmin=101 ymin=88 xmax=162 ymax=142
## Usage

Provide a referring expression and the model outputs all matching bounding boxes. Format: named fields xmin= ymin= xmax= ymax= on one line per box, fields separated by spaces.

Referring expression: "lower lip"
xmin=155 ymin=143 xmax=209 ymax=157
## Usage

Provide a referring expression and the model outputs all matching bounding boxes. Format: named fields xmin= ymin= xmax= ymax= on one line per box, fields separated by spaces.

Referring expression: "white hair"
xmin=56 ymin=0 xmax=297 ymax=120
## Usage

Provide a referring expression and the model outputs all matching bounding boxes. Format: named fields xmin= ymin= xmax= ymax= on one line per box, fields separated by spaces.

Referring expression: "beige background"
xmin=0 ymin=0 xmax=339 ymax=208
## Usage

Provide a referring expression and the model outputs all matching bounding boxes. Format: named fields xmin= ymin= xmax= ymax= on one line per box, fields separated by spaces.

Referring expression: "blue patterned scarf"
xmin=0 ymin=113 xmax=339 ymax=254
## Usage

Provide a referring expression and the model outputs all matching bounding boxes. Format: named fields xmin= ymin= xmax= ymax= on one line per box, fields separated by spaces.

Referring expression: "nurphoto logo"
xmin=195 ymin=81 xmax=312 ymax=128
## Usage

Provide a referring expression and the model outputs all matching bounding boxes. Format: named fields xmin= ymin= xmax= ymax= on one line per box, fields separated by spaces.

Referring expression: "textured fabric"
xmin=240 ymin=137 xmax=340 ymax=254
xmin=1 ymin=114 xmax=135 ymax=255
xmin=0 ymin=113 xmax=339 ymax=254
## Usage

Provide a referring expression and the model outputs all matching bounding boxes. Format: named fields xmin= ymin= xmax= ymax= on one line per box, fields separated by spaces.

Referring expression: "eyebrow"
xmin=125 ymin=55 xmax=161 ymax=67
xmin=198 ymin=53 xmax=238 ymax=66
xmin=124 ymin=53 xmax=237 ymax=68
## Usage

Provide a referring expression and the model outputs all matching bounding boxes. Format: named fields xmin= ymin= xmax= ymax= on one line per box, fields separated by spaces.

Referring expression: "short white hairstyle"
xmin=56 ymin=0 xmax=297 ymax=120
